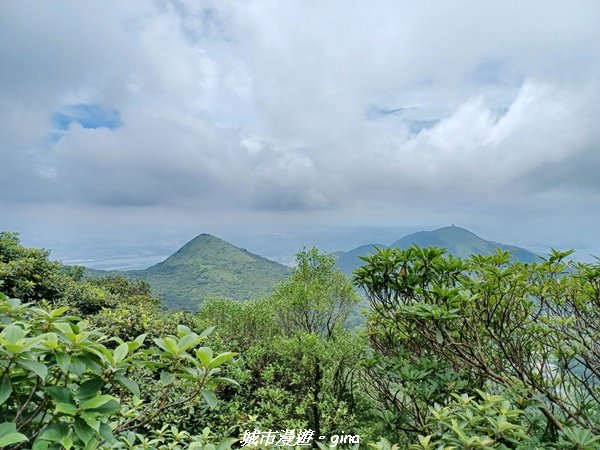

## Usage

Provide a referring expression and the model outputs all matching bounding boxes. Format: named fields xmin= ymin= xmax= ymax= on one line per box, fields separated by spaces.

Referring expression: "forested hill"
xmin=87 ymin=233 xmax=290 ymax=310
xmin=85 ymin=227 xmax=537 ymax=309
xmin=3 ymin=231 xmax=600 ymax=447
xmin=334 ymin=225 xmax=539 ymax=274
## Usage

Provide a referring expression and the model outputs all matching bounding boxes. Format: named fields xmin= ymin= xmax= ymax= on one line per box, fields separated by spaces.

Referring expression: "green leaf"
xmin=74 ymin=354 xmax=102 ymax=375
xmin=90 ymin=399 xmax=119 ymax=415
xmin=50 ymin=306 xmax=69 ymax=317
xmin=199 ymin=326 xmax=215 ymax=338
xmin=3 ymin=324 xmax=25 ymax=344
xmin=38 ymin=427 xmax=60 ymax=443
xmin=55 ymin=402 xmax=78 ymax=416
xmin=0 ymin=376 xmax=12 ymax=406
xmin=56 ymin=353 xmax=71 ymax=373
xmin=196 ymin=347 xmax=213 ymax=367
xmin=0 ymin=431 xmax=28 ymax=447
xmin=80 ymin=394 xmax=115 ymax=410
xmin=154 ymin=337 xmax=179 ymax=355
xmin=0 ymin=422 xmax=16 ymax=436
xmin=160 ymin=371 xmax=176 ymax=385
xmin=38 ymin=423 xmax=69 ymax=443
xmin=208 ymin=352 xmax=237 ymax=369
xmin=32 ymin=438 xmax=49 ymax=450
xmin=17 ymin=358 xmax=48 ymax=380
xmin=177 ymin=325 xmax=192 ymax=337
xmin=216 ymin=438 xmax=238 ymax=450
xmin=418 ymin=435 xmax=432 ymax=447
xmin=68 ymin=356 xmax=87 ymax=376
xmin=61 ymin=433 xmax=73 ymax=449
xmin=3 ymin=342 xmax=25 ymax=354
xmin=74 ymin=418 xmax=95 ymax=445
xmin=52 ymin=322 xmax=73 ymax=335
xmin=46 ymin=386 xmax=74 ymax=404
xmin=77 ymin=377 xmax=104 ymax=400
xmin=98 ymin=422 xmax=114 ymax=444
xmin=81 ymin=412 xmax=100 ymax=432
xmin=178 ymin=334 xmax=204 ymax=352
xmin=113 ymin=343 xmax=128 ymax=364
xmin=115 ymin=374 xmax=140 ymax=398
xmin=211 ymin=376 xmax=240 ymax=387
xmin=201 ymin=389 xmax=218 ymax=409
xmin=84 ymin=437 xmax=99 ymax=450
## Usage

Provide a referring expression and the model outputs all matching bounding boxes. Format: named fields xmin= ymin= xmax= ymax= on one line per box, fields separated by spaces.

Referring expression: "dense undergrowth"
xmin=2 ymin=231 xmax=600 ymax=449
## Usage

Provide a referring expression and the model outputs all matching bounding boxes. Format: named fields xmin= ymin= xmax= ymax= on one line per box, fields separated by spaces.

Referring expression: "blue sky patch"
xmin=52 ymin=104 xmax=121 ymax=131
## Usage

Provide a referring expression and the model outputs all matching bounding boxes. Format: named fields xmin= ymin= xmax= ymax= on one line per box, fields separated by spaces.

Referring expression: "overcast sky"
xmin=2 ymin=1 xmax=600 ymax=262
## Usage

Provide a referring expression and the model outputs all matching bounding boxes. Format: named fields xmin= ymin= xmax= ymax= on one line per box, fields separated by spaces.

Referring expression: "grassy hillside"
xmin=335 ymin=225 xmax=539 ymax=274
xmin=87 ymin=234 xmax=290 ymax=310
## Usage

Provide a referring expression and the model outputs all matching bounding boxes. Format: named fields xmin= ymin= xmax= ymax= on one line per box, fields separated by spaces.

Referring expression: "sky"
xmin=2 ymin=1 xmax=600 ymax=266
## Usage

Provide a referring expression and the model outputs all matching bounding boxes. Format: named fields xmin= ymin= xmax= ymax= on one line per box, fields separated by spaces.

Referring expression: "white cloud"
xmin=2 ymin=0 xmax=600 ymax=254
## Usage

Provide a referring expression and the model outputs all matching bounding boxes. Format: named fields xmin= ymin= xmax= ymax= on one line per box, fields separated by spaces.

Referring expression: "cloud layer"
xmin=2 ymin=0 xmax=600 ymax=254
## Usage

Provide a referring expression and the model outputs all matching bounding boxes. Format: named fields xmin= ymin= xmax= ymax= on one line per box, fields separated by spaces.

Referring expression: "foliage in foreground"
xmin=5 ymin=230 xmax=600 ymax=449
xmin=356 ymin=245 xmax=600 ymax=448
xmin=195 ymin=248 xmax=372 ymax=441
xmin=0 ymin=292 xmax=237 ymax=449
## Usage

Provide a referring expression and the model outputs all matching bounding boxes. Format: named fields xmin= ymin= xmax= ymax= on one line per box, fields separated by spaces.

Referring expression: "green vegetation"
xmin=355 ymin=245 xmax=600 ymax=448
xmin=194 ymin=249 xmax=368 ymax=442
xmin=0 ymin=233 xmax=238 ymax=449
xmin=87 ymin=234 xmax=290 ymax=311
xmin=3 ymin=230 xmax=600 ymax=449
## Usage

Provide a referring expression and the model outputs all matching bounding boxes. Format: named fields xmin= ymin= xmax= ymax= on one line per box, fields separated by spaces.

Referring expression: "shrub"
xmin=0 ymin=292 xmax=237 ymax=449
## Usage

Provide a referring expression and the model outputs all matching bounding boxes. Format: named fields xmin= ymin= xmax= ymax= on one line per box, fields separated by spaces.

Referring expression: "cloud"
xmin=1 ymin=0 xmax=600 ymax=254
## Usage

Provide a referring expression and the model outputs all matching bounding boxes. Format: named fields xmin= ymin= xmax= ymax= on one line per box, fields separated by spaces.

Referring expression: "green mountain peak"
xmin=154 ymin=233 xmax=252 ymax=268
xmin=142 ymin=234 xmax=290 ymax=309
xmin=88 ymin=233 xmax=290 ymax=311
xmin=335 ymin=226 xmax=539 ymax=274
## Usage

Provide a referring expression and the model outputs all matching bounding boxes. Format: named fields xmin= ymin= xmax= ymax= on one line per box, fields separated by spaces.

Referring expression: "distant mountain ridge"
xmin=85 ymin=227 xmax=538 ymax=310
xmin=87 ymin=234 xmax=290 ymax=310
xmin=334 ymin=226 xmax=539 ymax=274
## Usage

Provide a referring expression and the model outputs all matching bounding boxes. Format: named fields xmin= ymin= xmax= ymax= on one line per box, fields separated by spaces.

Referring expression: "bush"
xmin=0 ymin=292 xmax=237 ymax=449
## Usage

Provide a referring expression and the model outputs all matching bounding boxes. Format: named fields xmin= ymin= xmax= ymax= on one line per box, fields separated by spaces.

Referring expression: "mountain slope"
xmin=335 ymin=226 xmax=539 ymax=274
xmin=333 ymin=243 xmax=387 ymax=274
xmin=88 ymin=234 xmax=290 ymax=310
